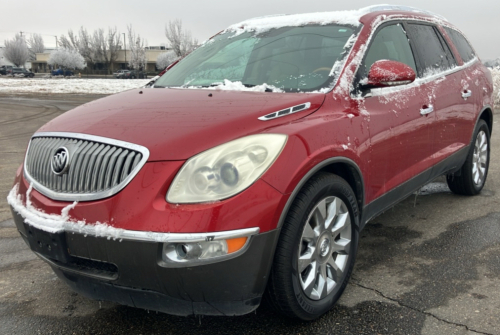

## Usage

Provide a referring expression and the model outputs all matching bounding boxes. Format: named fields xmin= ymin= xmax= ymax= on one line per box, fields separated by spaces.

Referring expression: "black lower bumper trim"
xmin=53 ymin=267 xmax=261 ymax=316
xmin=11 ymin=207 xmax=280 ymax=316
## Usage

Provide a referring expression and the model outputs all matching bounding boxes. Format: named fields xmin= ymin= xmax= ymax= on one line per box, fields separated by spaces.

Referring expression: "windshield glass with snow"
xmin=154 ymin=25 xmax=357 ymax=92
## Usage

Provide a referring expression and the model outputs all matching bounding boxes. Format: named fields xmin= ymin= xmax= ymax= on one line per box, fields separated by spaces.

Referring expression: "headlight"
xmin=167 ymin=134 xmax=287 ymax=203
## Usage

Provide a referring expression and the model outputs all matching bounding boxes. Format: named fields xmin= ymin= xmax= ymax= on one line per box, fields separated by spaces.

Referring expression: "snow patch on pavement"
xmin=0 ymin=78 xmax=149 ymax=95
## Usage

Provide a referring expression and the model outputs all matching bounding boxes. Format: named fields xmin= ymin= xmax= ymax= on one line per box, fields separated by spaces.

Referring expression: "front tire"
xmin=266 ymin=173 xmax=359 ymax=320
xmin=447 ymin=119 xmax=490 ymax=195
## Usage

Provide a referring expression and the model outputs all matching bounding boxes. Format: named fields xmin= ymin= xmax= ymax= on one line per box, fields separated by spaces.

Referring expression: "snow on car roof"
xmin=225 ymin=5 xmax=446 ymax=36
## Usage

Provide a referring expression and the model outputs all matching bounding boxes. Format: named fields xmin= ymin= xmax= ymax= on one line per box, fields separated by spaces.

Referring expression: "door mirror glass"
xmin=365 ymin=60 xmax=416 ymax=88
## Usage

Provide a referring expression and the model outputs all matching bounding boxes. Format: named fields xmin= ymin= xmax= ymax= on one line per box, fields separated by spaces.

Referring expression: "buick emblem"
xmin=51 ymin=147 xmax=70 ymax=175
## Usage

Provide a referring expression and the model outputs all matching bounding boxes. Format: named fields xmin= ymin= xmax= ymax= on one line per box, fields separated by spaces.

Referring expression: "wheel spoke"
xmin=478 ymin=167 xmax=484 ymax=183
xmin=315 ymin=264 xmax=328 ymax=299
xmin=479 ymin=151 xmax=488 ymax=164
xmin=312 ymin=200 xmax=326 ymax=232
xmin=324 ymin=198 xmax=338 ymax=230
xmin=332 ymin=237 xmax=351 ymax=254
xmin=331 ymin=212 xmax=349 ymax=236
xmin=473 ymin=169 xmax=480 ymax=184
xmin=327 ymin=256 xmax=343 ymax=283
xmin=298 ymin=247 xmax=315 ymax=273
xmin=301 ymin=261 xmax=317 ymax=297
xmin=302 ymin=222 xmax=316 ymax=241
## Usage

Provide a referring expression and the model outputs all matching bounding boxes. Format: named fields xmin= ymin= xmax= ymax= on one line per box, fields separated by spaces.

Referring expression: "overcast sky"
xmin=1 ymin=0 xmax=498 ymax=59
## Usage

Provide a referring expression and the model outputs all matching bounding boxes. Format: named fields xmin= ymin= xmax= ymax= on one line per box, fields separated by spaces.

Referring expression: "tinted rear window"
xmin=406 ymin=24 xmax=456 ymax=77
xmin=443 ymin=27 xmax=475 ymax=63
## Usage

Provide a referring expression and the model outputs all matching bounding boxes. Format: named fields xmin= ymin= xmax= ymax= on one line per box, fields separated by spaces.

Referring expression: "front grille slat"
xmin=97 ymin=147 xmax=117 ymax=191
xmin=91 ymin=145 xmax=112 ymax=192
xmin=83 ymin=143 xmax=104 ymax=193
xmin=103 ymin=148 xmax=123 ymax=189
xmin=24 ymin=135 xmax=146 ymax=201
xmin=120 ymin=151 xmax=137 ymax=182
xmin=111 ymin=150 xmax=129 ymax=187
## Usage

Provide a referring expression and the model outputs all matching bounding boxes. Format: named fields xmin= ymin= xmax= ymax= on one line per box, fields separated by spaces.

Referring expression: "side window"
xmin=443 ymin=27 xmax=475 ymax=63
xmin=360 ymin=24 xmax=416 ymax=79
xmin=405 ymin=24 xmax=455 ymax=77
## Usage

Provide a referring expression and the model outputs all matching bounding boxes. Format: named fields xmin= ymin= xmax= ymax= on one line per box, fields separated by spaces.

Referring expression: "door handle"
xmin=420 ymin=105 xmax=434 ymax=116
xmin=462 ymin=90 xmax=472 ymax=99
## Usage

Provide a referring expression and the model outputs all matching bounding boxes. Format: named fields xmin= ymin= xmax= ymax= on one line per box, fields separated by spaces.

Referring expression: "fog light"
xmin=175 ymin=243 xmax=201 ymax=259
xmin=162 ymin=237 xmax=250 ymax=265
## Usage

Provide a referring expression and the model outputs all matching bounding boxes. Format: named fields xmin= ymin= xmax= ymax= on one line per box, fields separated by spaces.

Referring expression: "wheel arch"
xmin=277 ymin=157 xmax=365 ymax=230
xmin=479 ymin=106 xmax=493 ymax=135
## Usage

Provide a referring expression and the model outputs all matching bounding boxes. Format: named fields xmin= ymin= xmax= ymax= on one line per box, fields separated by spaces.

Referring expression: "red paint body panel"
xmin=14 ymin=161 xmax=284 ymax=234
xmin=38 ymin=89 xmax=325 ymax=161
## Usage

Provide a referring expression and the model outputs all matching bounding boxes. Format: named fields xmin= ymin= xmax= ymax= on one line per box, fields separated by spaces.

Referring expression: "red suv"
xmin=8 ymin=5 xmax=493 ymax=320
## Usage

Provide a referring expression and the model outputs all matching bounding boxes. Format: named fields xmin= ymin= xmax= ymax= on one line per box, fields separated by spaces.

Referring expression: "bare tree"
xmin=48 ymin=48 xmax=86 ymax=70
xmin=27 ymin=33 xmax=45 ymax=61
xmin=59 ymin=27 xmax=121 ymax=72
xmin=165 ymin=19 xmax=198 ymax=57
xmin=3 ymin=34 xmax=30 ymax=67
xmin=127 ymin=25 xmax=147 ymax=70
xmin=93 ymin=27 xmax=122 ymax=73
xmin=59 ymin=31 xmax=78 ymax=50
xmin=156 ymin=51 xmax=177 ymax=70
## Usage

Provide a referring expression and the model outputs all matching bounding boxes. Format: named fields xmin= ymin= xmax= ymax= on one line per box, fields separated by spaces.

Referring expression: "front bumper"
xmin=10 ymin=206 xmax=280 ymax=316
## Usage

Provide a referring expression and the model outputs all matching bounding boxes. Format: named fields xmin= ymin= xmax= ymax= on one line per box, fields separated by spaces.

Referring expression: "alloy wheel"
xmin=297 ymin=196 xmax=352 ymax=300
xmin=472 ymin=130 xmax=488 ymax=186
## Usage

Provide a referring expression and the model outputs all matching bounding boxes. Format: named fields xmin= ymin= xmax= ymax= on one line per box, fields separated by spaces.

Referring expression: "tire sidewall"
xmin=288 ymin=176 xmax=359 ymax=319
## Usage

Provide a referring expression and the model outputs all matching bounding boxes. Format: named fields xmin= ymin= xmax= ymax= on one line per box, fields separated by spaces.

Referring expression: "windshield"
xmin=154 ymin=25 xmax=357 ymax=92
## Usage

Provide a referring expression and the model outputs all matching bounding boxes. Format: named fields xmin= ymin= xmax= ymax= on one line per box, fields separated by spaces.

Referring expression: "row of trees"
xmin=2 ymin=21 xmax=197 ymax=72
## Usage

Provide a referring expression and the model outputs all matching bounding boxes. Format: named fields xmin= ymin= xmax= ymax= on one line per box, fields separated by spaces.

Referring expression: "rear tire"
xmin=266 ymin=173 xmax=359 ymax=320
xmin=447 ymin=119 xmax=490 ymax=195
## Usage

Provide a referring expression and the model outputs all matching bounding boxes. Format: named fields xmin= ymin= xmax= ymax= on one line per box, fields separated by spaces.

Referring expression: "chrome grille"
xmin=24 ymin=132 xmax=149 ymax=201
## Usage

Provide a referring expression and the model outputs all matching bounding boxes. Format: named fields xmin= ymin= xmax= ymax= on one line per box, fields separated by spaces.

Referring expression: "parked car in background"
xmin=12 ymin=67 xmax=35 ymax=78
xmin=8 ymin=5 xmax=493 ymax=321
xmin=114 ymin=69 xmax=128 ymax=78
xmin=124 ymin=70 xmax=146 ymax=79
xmin=0 ymin=65 xmax=13 ymax=75
xmin=51 ymin=69 xmax=74 ymax=77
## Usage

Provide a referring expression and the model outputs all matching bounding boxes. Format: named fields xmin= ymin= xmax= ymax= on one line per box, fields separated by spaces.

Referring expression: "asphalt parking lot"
xmin=0 ymin=94 xmax=499 ymax=335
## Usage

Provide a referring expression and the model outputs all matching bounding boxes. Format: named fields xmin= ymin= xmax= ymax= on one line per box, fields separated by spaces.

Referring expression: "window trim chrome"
xmin=23 ymin=132 xmax=150 ymax=202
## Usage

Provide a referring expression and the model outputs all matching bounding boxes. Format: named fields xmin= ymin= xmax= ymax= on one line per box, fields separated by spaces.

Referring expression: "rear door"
xmin=404 ymin=23 xmax=462 ymax=168
xmin=441 ymin=26 xmax=482 ymax=149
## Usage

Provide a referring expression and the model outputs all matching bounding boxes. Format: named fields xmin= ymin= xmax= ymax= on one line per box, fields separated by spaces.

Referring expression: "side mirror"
xmin=365 ymin=60 xmax=416 ymax=88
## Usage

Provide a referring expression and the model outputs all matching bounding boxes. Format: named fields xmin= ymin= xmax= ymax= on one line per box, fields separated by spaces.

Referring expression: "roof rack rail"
xmin=363 ymin=5 xmax=447 ymax=21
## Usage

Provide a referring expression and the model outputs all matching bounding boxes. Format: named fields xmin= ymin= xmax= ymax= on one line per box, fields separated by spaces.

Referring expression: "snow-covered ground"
xmin=0 ymin=77 xmax=149 ymax=95
xmin=490 ymin=67 xmax=500 ymax=107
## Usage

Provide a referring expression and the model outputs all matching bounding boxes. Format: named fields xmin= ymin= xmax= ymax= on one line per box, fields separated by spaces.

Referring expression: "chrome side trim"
xmin=72 ymin=226 xmax=260 ymax=243
xmin=60 ymin=221 xmax=259 ymax=244
xmin=258 ymin=102 xmax=311 ymax=121
xmin=23 ymin=132 xmax=150 ymax=202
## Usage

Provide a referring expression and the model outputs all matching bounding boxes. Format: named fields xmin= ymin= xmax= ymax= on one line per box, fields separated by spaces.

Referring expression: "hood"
xmin=37 ymin=88 xmax=325 ymax=161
